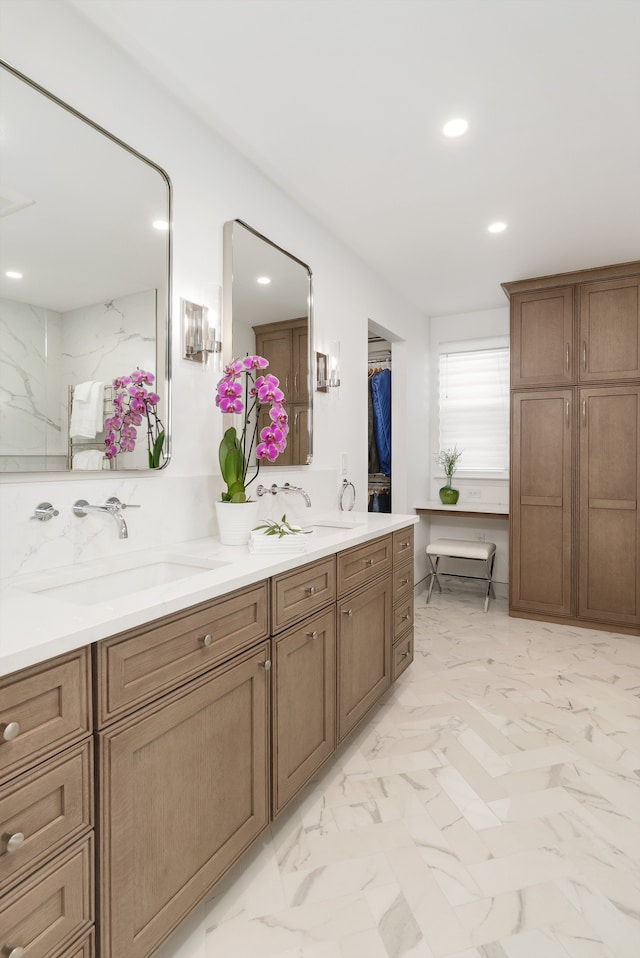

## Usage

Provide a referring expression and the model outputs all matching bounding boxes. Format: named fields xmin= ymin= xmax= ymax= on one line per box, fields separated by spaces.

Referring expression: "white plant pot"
xmin=215 ymin=500 xmax=260 ymax=546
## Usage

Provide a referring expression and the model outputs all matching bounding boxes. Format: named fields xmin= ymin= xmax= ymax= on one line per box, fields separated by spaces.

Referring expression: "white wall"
xmin=0 ymin=0 xmax=430 ymax=583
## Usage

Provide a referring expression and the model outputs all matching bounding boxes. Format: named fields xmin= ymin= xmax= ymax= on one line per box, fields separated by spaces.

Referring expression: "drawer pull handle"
xmin=402 ymin=613 xmax=410 ymax=621
xmin=402 ymin=651 xmax=410 ymax=659
xmin=400 ymin=578 xmax=409 ymax=585
xmin=307 ymin=630 xmax=318 ymax=639
xmin=400 ymin=541 xmax=410 ymax=549
xmin=342 ymin=609 xmax=353 ymax=617
xmin=261 ymin=659 xmax=272 ymax=671
xmin=305 ymin=586 xmax=317 ymax=596
xmin=201 ymin=633 xmax=213 ymax=647
xmin=6 ymin=832 xmax=25 ymax=854
xmin=4 ymin=948 xmax=25 ymax=958
xmin=1 ymin=722 xmax=20 ymax=743
xmin=364 ymin=559 xmax=374 ymax=566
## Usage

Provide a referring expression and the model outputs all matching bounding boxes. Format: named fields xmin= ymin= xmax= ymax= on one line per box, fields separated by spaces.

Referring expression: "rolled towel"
xmin=69 ymin=381 xmax=105 ymax=438
xmin=72 ymin=449 xmax=105 ymax=470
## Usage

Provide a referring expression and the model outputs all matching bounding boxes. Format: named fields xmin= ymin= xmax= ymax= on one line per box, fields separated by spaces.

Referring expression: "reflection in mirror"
xmin=223 ymin=220 xmax=313 ymax=466
xmin=0 ymin=60 xmax=171 ymax=472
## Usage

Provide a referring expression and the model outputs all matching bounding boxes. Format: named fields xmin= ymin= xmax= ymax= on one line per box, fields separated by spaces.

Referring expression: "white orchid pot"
xmin=215 ymin=500 xmax=260 ymax=546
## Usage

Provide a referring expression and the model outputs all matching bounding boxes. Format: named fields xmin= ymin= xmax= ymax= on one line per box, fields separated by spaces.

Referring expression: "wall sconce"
xmin=316 ymin=341 xmax=340 ymax=389
xmin=181 ymin=296 xmax=222 ymax=364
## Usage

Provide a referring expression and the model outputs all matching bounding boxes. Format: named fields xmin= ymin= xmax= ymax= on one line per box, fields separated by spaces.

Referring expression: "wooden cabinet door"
xmin=579 ymin=276 xmax=640 ymax=382
xmin=97 ymin=642 xmax=271 ymax=958
xmin=510 ymin=390 xmax=574 ymax=616
xmin=578 ymin=386 xmax=640 ymax=627
xmin=510 ymin=287 xmax=574 ymax=386
xmin=272 ymin=608 xmax=336 ymax=815
xmin=291 ymin=403 xmax=309 ymax=464
xmin=337 ymin=575 xmax=392 ymax=742
xmin=254 ymin=326 xmax=293 ymax=394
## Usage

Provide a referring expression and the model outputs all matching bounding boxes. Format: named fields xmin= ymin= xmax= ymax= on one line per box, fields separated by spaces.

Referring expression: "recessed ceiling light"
xmin=257 ymin=276 xmax=271 ymax=285
xmin=442 ymin=117 xmax=468 ymax=138
xmin=5 ymin=270 xmax=22 ymax=279
xmin=152 ymin=219 xmax=169 ymax=231
xmin=488 ymin=221 xmax=507 ymax=233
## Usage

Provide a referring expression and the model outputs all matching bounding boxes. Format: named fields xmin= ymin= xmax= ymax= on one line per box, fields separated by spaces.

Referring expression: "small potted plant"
xmin=436 ymin=446 xmax=462 ymax=505
xmin=215 ymin=356 xmax=288 ymax=544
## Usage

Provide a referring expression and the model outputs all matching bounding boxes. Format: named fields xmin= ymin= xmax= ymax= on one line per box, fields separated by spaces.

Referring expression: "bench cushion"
xmin=426 ymin=538 xmax=496 ymax=561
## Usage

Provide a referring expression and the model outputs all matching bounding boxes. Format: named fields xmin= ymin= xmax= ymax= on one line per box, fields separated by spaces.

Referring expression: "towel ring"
xmin=339 ymin=479 xmax=356 ymax=511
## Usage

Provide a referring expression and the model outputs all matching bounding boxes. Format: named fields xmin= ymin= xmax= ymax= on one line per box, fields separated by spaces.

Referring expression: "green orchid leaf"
xmin=150 ymin=430 xmax=165 ymax=469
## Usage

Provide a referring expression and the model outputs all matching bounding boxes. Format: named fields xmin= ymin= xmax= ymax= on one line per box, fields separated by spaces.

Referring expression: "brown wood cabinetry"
xmin=255 ymin=317 xmax=310 ymax=465
xmin=0 ymin=648 xmax=94 ymax=958
xmin=96 ymin=640 xmax=271 ymax=958
xmin=504 ymin=261 xmax=640 ymax=632
xmin=272 ymin=607 xmax=336 ymax=815
xmin=1 ymin=525 xmax=415 ymax=958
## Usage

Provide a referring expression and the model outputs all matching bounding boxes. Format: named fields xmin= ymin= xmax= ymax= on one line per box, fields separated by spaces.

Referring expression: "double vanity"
xmin=0 ymin=513 xmax=417 ymax=958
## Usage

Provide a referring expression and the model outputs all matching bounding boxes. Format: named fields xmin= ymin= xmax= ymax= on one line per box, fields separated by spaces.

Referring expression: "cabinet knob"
xmin=261 ymin=659 xmax=272 ymax=671
xmin=201 ymin=633 xmax=213 ymax=647
xmin=305 ymin=586 xmax=316 ymax=596
xmin=342 ymin=609 xmax=353 ymax=617
xmin=5 ymin=832 xmax=25 ymax=854
xmin=364 ymin=558 xmax=374 ymax=566
xmin=306 ymin=630 xmax=318 ymax=639
xmin=4 ymin=948 xmax=25 ymax=958
xmin=1 ymin=722 xmax=20 ymax=743
xmin=402 ymin=651 xmax=410 ymax=659
xmin=400 ymin=541 xmax=410 ymax=549
xmin=402 ymin=613 xmax=410 ymax=621
xmin=400 ymin=578 xmax=409 ymax=585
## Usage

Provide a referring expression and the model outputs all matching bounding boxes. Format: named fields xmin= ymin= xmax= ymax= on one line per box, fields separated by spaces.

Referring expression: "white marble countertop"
xmin=0 ymin=512 xmax=418 ymax=677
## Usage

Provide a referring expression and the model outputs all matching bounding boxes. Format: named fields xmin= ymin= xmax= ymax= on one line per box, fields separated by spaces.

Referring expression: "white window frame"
xmin=435 ymin=335 xmax=510 ymax=480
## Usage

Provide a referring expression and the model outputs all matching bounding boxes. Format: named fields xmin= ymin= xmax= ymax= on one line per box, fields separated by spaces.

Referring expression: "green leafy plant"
xmin=252 ymin=514 xmax=311 ymax=538
xmin=436 ymin=446 xmax=463 ymax=478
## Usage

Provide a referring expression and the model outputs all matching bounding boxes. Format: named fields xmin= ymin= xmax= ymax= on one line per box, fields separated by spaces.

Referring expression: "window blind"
xmin=438 ymin=343 xmax=510 ymax=474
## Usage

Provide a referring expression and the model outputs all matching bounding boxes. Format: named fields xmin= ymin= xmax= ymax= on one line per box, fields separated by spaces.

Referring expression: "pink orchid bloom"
xmin=243 ymin=355 xmax=269 ymax=370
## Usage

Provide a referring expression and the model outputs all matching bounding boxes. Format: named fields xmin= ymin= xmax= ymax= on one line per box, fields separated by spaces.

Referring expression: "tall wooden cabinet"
xmin=254 ymin=317 xmax=310 ymax=465
xmin=504 ymin=261 xmax=640 ymax=632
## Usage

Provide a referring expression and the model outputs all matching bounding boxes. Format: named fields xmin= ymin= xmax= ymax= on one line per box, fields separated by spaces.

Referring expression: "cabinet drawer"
xmin=0 ymin=649 xmax=91 ymax=785
xmin=337 ymin=535 xmax=392 ymax=597
xmin=393 ymin=526 xmax=414 ymax=562
xmin=393 ymin=596 xmax=414 ymax=642
xmin=392 ymin=631 xmax=414 ymax=682
xmin=95 ymin=581 xmax=269 ymax=725
xmin=0 ymin=835 xmax=93 ymax=958
xmin=0 ymin=740 xmax=92 ymax=894
xmin=271 ymin=556 xmax=336 ymax=633
xmin=392 ymin=559 xmax=413 ymax=602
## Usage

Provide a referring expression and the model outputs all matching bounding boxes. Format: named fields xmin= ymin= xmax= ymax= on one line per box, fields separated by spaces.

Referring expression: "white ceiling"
xmin=69 ymin=0 xmax=640 ymax=318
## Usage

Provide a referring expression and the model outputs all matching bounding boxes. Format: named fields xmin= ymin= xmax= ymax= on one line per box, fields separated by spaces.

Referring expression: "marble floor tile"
xmin=167 ymin=591 xmax=640 ymax=958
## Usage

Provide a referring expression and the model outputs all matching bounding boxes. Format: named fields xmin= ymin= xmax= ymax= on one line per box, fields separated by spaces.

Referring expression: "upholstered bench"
xmin=426 ymin=538 xmax=496 ymax=612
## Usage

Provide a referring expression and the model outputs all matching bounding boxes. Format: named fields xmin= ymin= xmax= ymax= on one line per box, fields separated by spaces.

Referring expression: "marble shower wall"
xmin=0 ymin=289 xmax=157 ymax=471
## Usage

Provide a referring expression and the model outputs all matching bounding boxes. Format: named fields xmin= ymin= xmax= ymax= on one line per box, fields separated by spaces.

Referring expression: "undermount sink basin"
xmin=303 ymin=519 xmax=364 ymax=537
xmin=23 ymin=554 xmax=229 ymax=606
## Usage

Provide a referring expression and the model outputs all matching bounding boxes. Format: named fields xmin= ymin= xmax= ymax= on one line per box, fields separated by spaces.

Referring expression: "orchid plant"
xmin=103 ymin=369 xmax=165 ymax=468
xmin=216 ymin=356 xmax=288 ymax=502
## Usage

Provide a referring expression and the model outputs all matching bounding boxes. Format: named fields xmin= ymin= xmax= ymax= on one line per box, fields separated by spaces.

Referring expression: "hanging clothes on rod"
xmin=369 ymin=366 xmax=391 ymax=476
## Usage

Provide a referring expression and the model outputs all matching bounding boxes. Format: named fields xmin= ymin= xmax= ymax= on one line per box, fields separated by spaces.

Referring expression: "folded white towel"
xmin=248 ymin=528 xmax=311 ymax=555
xmin=72 ymin=449 xmax=105 ymax=470
xmin=69 ymin=381 xmax=105 ymax=439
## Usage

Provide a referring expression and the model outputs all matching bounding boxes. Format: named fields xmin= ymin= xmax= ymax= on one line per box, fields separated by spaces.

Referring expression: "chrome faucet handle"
xmin=30 ymin=502 xmax=59 ymax=521
xmin=105 ymin=497 xmax=140 ymax=510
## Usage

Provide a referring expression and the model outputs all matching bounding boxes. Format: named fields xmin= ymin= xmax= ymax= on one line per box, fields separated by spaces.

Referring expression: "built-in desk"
xmin=415 ymin=501 xmax=509 ymax=520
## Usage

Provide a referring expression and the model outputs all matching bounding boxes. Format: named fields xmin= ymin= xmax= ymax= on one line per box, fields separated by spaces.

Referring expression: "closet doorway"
xmin=368 ymin=326 xmax=392 ymax=513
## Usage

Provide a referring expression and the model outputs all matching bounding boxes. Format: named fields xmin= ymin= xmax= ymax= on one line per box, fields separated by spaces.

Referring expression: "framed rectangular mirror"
xmin=0 ymin=60 xmax=172 ymax=472
xmin=223 ymin=220 xmax=313 ymax=465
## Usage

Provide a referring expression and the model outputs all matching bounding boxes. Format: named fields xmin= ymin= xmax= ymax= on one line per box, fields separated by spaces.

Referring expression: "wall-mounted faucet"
xmin=30 ymin=502 xmax=60 ymax=522
xmin=256 ymin=482 xmax=312 ymax=507
xmin=72 ymin=496 xmax=140 ymax=539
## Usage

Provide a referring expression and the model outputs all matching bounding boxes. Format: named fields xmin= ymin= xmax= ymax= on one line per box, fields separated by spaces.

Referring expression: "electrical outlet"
xmin=475 ymin=533 xmax=486 ymax=541
xmin=467 ymin=488 xmax=481 ymax=499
